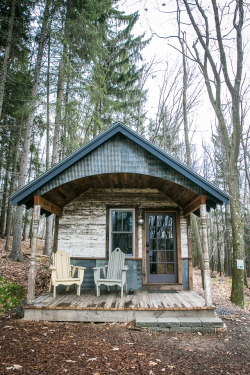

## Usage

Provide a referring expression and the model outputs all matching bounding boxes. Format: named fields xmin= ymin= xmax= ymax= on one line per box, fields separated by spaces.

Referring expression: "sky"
xmin=117 ymin=0 xmax=214 ymax=158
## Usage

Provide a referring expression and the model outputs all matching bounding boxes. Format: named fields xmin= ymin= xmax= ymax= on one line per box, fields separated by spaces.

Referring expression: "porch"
xmin=24 ymin=289 xmax=216 ymax=322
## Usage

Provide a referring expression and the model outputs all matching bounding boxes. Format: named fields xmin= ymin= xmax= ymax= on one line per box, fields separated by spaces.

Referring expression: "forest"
xmin=0 ymin=0 xmax=249 ymax=310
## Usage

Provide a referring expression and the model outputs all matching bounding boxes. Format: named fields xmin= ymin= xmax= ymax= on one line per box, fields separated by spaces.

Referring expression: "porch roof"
xmin=11 ymin=122 xmax=229 ymax=215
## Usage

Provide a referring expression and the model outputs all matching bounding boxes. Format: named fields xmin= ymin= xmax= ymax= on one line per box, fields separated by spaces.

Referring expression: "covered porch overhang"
xmin=19 ymin=172 xmax=222 ymax=218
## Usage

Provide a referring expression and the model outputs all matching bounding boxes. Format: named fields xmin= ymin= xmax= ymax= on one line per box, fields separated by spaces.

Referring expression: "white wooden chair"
xmin=49 ymin=250 xmax=86 ymax=298
xmin=93 ymin=248 xmax=129 ymax=297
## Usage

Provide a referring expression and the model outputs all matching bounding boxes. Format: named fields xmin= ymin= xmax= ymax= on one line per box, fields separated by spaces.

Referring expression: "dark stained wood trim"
xmin=34 ymin=195 xmax=63 ymax=217
xmin=176 ymin=211 xmax=182 ymax=284
xmin=183 ymin=196 xmax=206 ymax=217
xmin=187 ymin=215 xmax=193 ymax=290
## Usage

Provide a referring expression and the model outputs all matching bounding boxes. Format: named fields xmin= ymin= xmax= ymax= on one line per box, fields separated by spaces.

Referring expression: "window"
xmin=110 ymin=209 xmax=135 ymax=257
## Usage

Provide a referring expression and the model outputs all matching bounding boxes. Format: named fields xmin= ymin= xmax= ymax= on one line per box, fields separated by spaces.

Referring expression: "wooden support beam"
xmin=34 ymin=195 xmax=62 ymax=217
xmin=200 ymin=201 xmax=212 ymax=306
xmin=183 ymin=195 xmax=206 ymax=216
xmin=27 ymin=204 xmax=40 ymax=305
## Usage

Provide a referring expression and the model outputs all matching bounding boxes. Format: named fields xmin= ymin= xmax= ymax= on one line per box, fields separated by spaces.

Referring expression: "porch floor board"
xmin=24 ymin=290 xmax=215 ymax=322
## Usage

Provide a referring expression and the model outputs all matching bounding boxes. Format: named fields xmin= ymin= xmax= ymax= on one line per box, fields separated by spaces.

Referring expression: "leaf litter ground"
xmin=0 ymin=238 xmax=249 ymax=374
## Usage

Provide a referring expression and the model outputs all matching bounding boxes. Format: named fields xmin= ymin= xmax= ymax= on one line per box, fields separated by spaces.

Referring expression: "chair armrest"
xmin=93 ymin=265 xmax=108 ymax=283
xmin=49 ymin=265 xmax=56 ymax=270
xmin=71 ymin=265 xmax=86 ymax=278
xmin=122 ymin=266 xmax=129 ymax=271
xmin=92 ymin=265 xmax=108 ymax=270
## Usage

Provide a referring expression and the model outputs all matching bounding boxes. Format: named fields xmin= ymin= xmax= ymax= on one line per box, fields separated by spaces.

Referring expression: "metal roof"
xmin=11 ymin=122 xmax=230 ymax=207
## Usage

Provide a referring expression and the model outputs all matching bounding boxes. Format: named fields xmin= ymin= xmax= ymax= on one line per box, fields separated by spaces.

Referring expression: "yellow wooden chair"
xmin=49 ymin=250 xmax=86 ymax=298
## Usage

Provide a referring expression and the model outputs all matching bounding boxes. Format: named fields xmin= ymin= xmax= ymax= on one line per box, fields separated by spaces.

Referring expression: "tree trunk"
xmin=0 ymin=0 xmax=16 ymax=119
xmin=44 ymin=29 xmax=53 ymax=257
xmin=0 ymin=146 xmax=11 ymax=237
xmin=5 ymin=121 xmax=22 ymax=251
xmin=10 ymin=0 xmax=51 ymax=261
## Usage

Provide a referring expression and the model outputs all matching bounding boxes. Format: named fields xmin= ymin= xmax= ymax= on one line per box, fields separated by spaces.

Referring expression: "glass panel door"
xmin=146 ymin=212 xmax=177 ymax=283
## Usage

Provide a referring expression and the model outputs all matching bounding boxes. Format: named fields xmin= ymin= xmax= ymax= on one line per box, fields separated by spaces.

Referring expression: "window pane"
xmin=166 ymin=251 xmax=174 ymax=262
xmin=149 ymin=251 xmax=157 ymax=262
xmin=158 ymin=263 xmax=166 ymax=274
xmin=158 ymin=251 xmax=166 ymax=262
xmin=150 ymin=263 xmax=157 ymax=274
xmin=112 ymin=211 xmax=122 ymax=231
xmin=157 ymin=215 xmax=164 ymax=226
xmin=149 ymin=216 xmax=156 ymax=226
xmin=123 ymin=211 xmax=132 ymax=232
xmin=149 ymin=239 xmax=157 ymax=250
xmin=167 ymin=263 xmax=174 ymax=274
xmin=158 ymin=239 xmax=165 ymax=250
xmin=112 ymin=233 xmax=132 ymax=255
xmin=149 ymin=226 xmax=156 ymax=239
xmin=166 ymin=238 xmax=173 ymax=250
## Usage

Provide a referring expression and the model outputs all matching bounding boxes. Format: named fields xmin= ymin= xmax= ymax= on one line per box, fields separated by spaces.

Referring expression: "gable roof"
xmin=11 ymin=122 xmax=229 ymax=209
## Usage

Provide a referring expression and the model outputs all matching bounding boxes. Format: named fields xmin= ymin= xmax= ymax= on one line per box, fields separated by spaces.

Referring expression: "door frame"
xmin=142 ymin=209 xmax=182 ymax=285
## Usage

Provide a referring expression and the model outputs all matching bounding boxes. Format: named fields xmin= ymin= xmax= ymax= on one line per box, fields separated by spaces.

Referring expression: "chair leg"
xmin=49 ymin=280 xmax=52 ymax=293
xmin=77 ymin=285 xmax=80 ymax=296
xmin=121 ymin=285 xmax=123 ymax=298
xmin=97 ymin=285 xmax=100 ymax=297
xmin=53 ymin=285 xmax=56 ymax=298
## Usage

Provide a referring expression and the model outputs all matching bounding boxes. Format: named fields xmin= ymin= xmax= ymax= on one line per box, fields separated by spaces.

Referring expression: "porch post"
xmin=200 ymin=196 xmax=212 ymax=306
xmin=27 ymin=202 xmax=41 ymax=304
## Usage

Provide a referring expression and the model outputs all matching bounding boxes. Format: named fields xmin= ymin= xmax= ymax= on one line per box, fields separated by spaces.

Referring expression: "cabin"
xmin=11 ymin=123 xmax=229 ymax=326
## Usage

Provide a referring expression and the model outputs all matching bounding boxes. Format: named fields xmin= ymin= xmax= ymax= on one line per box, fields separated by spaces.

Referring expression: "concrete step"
xmin=136 ymin=316 xmax=226 ymax=334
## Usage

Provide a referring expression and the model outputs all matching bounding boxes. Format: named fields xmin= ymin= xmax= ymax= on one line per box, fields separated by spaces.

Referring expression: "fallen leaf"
xmin=65 ymin=360 xmax=76 ymax=363
xmin=6 ymin=364 xmax=23 ymax=371
xmin=112 ymin=347 xmax=119 ymax=351
xmin=149 ymin=361 xmax=158 ymax=366
xmin=88 ymin=358 xmax=97 ymax=361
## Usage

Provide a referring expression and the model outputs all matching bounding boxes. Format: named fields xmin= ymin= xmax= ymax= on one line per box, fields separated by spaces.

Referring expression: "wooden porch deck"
xmin=24 ymin=290 xmax=215 ymax=322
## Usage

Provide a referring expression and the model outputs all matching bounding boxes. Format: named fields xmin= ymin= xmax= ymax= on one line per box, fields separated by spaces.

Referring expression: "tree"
xmin=10 ymin=0 xmax=51 ymax=261
xmin=179 ymin=0 xmax=245 ymax=308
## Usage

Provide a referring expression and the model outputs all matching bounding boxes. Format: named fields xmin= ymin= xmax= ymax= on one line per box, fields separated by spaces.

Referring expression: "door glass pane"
xmin=149 ymin=216 xmax=156 ymax=226
xmin=157 ymin=215 xmax=164 ymax=226
xmin=112 ymin=211 xmax=122 ymax=231
xmin=149 ymin=226 xmax=156 ymax=238
xmin=150 ymin=251 xmax=157 ymax=262
xmin=158 ymin=239 xmax=165 ymax=250
xmin=149 ymin=239 xmax=157 ymax=250
xmin=158 ymin=251 xmax=166 ymax=262
xmin=157 ymin=227 xmax=165 ymax=238
xmin=166 ymin=238 xmax=173 ymax=250
xmin=167 ymin=263 xmax=174 ymax=274
xmin=164 ymin=215 xmax=169 ymax=226
xmin=158 ymin=263 xmax=166 ymax=274
xmin=166 ymin=251 xmax=174 ymax=262
xmin=150 ymin=263 xmax=157 ymax=274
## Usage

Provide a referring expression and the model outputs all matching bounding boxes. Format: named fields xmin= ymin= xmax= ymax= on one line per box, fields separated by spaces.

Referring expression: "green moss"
xmin=0 ymin=275 xmax=26 ymax=313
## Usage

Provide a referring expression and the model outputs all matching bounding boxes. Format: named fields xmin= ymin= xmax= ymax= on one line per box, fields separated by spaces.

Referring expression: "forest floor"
xmin=0 ymin=238 xmax=250 ymax=375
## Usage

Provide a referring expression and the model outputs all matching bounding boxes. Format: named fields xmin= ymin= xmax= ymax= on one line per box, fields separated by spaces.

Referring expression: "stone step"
xmin=136 ymin=316 xmax=226 ymax=334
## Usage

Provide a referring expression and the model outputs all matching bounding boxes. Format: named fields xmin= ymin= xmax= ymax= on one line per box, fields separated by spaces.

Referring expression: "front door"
xmin=146 ymin=212 xmax=177 ymax=283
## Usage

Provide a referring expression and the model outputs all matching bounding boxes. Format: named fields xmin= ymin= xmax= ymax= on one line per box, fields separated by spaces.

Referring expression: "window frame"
xmin=109 ymin=208 xmax=135 ymax=258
